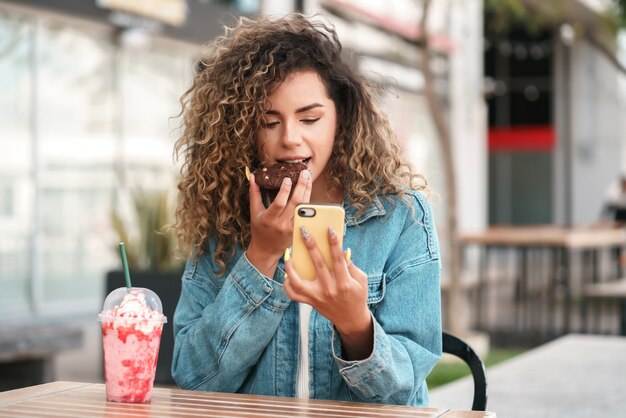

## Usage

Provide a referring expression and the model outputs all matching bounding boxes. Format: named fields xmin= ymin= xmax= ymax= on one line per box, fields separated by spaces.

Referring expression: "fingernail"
xmin=301 ymin=170 xmax=311 ymax=182
xmin=300 ymin=226 xmax=310 ymax=240
xmin=328 ymin=227 xmax=336 ymax=239
xmin=283 ymin=177 xmax=292 ymax=187
xmin=245 ymin=166 xmax=250 ymax=181
xmin=345 ymin=247 xmax=351 ymax=262
xmin=284 ymin=247 xmax=290 ymax=261
xmin=284 ymin=272 xmax=288 ymax=279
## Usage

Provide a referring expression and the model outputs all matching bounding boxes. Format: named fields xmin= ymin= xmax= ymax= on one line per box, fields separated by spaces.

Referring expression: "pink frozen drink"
xmin=98 ymin=287 xmax=166 ymax=403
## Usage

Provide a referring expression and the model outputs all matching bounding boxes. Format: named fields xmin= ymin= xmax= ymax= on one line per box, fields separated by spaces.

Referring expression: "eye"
xmin=262 ymin=121 xmax=279 ymax=129
xmin=302 ymin=117 xmax=320 ymax=125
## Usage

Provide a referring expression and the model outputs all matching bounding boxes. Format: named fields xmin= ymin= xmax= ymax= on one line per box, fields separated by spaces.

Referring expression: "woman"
xmin=172 ymin=14 xmax=441 ymax=406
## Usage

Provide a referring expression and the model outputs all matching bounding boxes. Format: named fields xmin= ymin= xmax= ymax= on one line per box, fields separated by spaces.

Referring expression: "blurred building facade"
xmin=0 ymin=0 xmax=235 ymax=322
xmin=0 ymin=1 xmax=488 ymax=383
xmin=4 ymin=0 xmax=623 ymax=361
xmin=0 ymin=0 xmax=480 ymax=384
xmin=0 ymin=0 xmax=487 ymax=328
xmin=486 ymin=0 xmax=626 ymax=226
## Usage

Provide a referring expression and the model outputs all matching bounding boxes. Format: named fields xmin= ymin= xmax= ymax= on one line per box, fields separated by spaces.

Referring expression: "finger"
xmin=289 ymin=170 xmax=312 ymax=207
xmin=283 ymin=249 xmax=315 ymax=303
xmin=266 ymin=177 xmax=292 ymax=215
xmin=302 ymin=171 xmax=313 ymax=203
xmin=346 ymin=254 xmax=368 ymax=287
xmin=300 ymin=226 xmax=333 ymax=289
xmin=328 ymin=227 xmax=350 ymax=285
xmin=283 ymin=275 xmax=306 ymax=303
xmin=248 ymin=173 xmax=265 ymax=215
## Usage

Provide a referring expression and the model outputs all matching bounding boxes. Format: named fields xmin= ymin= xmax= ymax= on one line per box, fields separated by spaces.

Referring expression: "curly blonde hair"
xmin=174 ymin=14 xmax=426 ymax=273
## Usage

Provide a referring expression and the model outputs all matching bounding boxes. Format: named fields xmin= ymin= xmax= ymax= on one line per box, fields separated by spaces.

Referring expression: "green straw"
xmin=118 ymin=242 xmax=132 ymax=291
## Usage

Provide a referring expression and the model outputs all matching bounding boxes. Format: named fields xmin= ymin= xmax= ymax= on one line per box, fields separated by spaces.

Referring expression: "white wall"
xmin=619 ymin=30 xmax=626 ymax=175
xmin=554 ymin=38 xmax=622 ymax=225
xmin=572 ymin=41 xmax=622 ymax=222
xmin=449 ymin=0 xmax=487 ymax=234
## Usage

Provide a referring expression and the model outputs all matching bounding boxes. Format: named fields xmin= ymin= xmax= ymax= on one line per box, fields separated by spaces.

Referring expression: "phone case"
xmin=292 ymin=204 xmax=345 ymax=281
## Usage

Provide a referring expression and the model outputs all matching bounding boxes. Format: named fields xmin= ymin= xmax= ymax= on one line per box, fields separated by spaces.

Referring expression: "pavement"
xmin=429 ymin=334 xmax=626 ymax=417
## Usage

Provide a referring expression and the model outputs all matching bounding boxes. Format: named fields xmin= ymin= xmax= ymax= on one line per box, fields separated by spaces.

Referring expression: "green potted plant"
xmin=110 ymin=189 xmax=182 ymax=272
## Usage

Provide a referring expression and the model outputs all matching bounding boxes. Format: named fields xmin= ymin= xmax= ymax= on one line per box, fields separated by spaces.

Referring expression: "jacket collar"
xmin=343 ymin=195 xmax=386 ymax=226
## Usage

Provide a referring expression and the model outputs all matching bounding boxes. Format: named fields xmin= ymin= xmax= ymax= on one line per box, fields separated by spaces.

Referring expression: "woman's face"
xmin=256 ymin=70 xmax=338 ymax=201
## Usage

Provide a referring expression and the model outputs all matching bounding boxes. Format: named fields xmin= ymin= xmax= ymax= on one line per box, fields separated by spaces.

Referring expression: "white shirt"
xmin=295 ymin=303 xmax=313 ymax=399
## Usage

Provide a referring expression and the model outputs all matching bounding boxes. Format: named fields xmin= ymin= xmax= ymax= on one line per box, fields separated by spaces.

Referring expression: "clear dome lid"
xmin=98 ymin=287 xmax=166 ymax=323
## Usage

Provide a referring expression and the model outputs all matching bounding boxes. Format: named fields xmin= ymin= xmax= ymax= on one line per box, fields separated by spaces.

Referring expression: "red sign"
xmin=488 ymin=125 xmax=555 ymax=152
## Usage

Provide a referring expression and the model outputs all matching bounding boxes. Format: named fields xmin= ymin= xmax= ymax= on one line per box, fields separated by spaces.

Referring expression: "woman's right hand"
xmin=246 ymin=169 xmax=312 ymax=277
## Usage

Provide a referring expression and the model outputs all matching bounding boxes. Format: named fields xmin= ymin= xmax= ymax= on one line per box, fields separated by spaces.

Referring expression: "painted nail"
xmin=345 ymin=247 xmax=352 ymax=262
xmin=301 ymin=170 xmax=312 ymax=182
xmin=284 ymin=247 xmax=290 ymax=261
xmin=245 ymin=166 xmax=250 ymax=181
xmin=328 ymin=227 xmax=336 ymax=239
xmin=283 ymin=177 xmax=292 ymax=187
xmin=300 ymin=226 xmax=310 ymax=240
xmin=284 ymin=272 xmax=288 ymax=279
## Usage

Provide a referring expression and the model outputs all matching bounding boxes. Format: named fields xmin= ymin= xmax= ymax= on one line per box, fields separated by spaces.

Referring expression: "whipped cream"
xmin=100 ymin=292 xmax=165 ymax=334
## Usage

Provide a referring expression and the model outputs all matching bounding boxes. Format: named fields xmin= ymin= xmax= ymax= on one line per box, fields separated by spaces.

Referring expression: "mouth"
xmin=277 ymin=157 xmax=311 ymax=165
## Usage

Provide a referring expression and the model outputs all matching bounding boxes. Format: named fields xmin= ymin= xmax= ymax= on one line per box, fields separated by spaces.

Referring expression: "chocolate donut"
xmin=253 ymin=161 xmax=307 ymax=208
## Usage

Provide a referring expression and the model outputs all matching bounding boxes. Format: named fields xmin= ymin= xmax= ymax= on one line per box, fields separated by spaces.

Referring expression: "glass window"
xmin=120 ymin=38 xmax=192 ymax=192
xmin=0 ymin=6 xmax=197 ymax=319
xmin=0 ymin=183 xmax=14 ymax=217
xmin=36 ymin=20 xmax=117 ymax=312
xmin=0 ymin=8 xmax=33 ymax=319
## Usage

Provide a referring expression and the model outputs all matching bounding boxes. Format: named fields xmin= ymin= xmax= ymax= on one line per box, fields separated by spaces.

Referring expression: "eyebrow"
xmin=265 ymin=103 xmax=324 ymax=115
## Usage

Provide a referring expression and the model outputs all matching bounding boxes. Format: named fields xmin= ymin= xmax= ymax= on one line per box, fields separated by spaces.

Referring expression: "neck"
xmin=311 ymin=173 xmax=342 ymax=204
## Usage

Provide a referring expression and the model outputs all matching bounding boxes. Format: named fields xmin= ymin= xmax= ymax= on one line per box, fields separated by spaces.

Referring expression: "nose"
xmin=281 ymin=121 xmax=303 ymax=148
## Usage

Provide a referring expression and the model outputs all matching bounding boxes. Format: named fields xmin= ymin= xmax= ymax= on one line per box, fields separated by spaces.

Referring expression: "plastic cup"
xmin=98 ymin=287 xmax=167 ymax=403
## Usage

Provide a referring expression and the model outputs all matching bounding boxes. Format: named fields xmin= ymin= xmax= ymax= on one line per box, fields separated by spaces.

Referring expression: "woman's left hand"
xmin=283 ymin=227 xmax=373 ymax=360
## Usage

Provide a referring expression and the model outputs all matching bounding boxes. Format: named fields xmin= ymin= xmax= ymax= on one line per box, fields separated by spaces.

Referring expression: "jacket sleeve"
xmin=331 ymin=193 xmax=442 ymax=405
xmin=172 ymin=249 xmax=291 ymax=391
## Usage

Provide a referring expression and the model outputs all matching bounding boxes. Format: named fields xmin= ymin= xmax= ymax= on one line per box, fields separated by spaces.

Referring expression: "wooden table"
xmin=461 ymin=225 xmax=625 ymax=249
xmin=461 ymin=225 xmax=625 ymax=336
xmin=430 ymin=334 xmax=626 ymax=418
xmin=0 ymin=381 xmax=495 ymax=418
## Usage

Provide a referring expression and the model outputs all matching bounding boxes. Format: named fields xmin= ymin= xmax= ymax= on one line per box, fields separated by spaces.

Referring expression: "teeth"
xmin=283 ymin=159 xmax=305 ymax=163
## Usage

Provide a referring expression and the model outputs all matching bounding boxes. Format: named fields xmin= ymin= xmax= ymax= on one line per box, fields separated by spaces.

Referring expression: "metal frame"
xmin=441 ymin=331 xmax=488 ymax=411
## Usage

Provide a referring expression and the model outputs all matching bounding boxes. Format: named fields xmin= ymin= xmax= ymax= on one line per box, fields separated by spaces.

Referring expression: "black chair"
xmin=441 ymin=331 xmax=488 ymax=411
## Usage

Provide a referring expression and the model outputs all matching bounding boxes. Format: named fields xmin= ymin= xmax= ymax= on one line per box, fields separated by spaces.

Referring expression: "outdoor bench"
xmin=0 ymin=322 xmax=83 ymax=391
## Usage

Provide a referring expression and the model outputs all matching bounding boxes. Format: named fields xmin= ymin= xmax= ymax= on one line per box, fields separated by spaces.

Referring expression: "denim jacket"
xmin=172 ymin=189 xmax=442 ymax=406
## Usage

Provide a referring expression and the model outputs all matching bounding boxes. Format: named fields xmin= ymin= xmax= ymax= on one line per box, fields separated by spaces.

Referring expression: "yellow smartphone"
xmin=292 ymin=203 xmax=345 ymax=281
